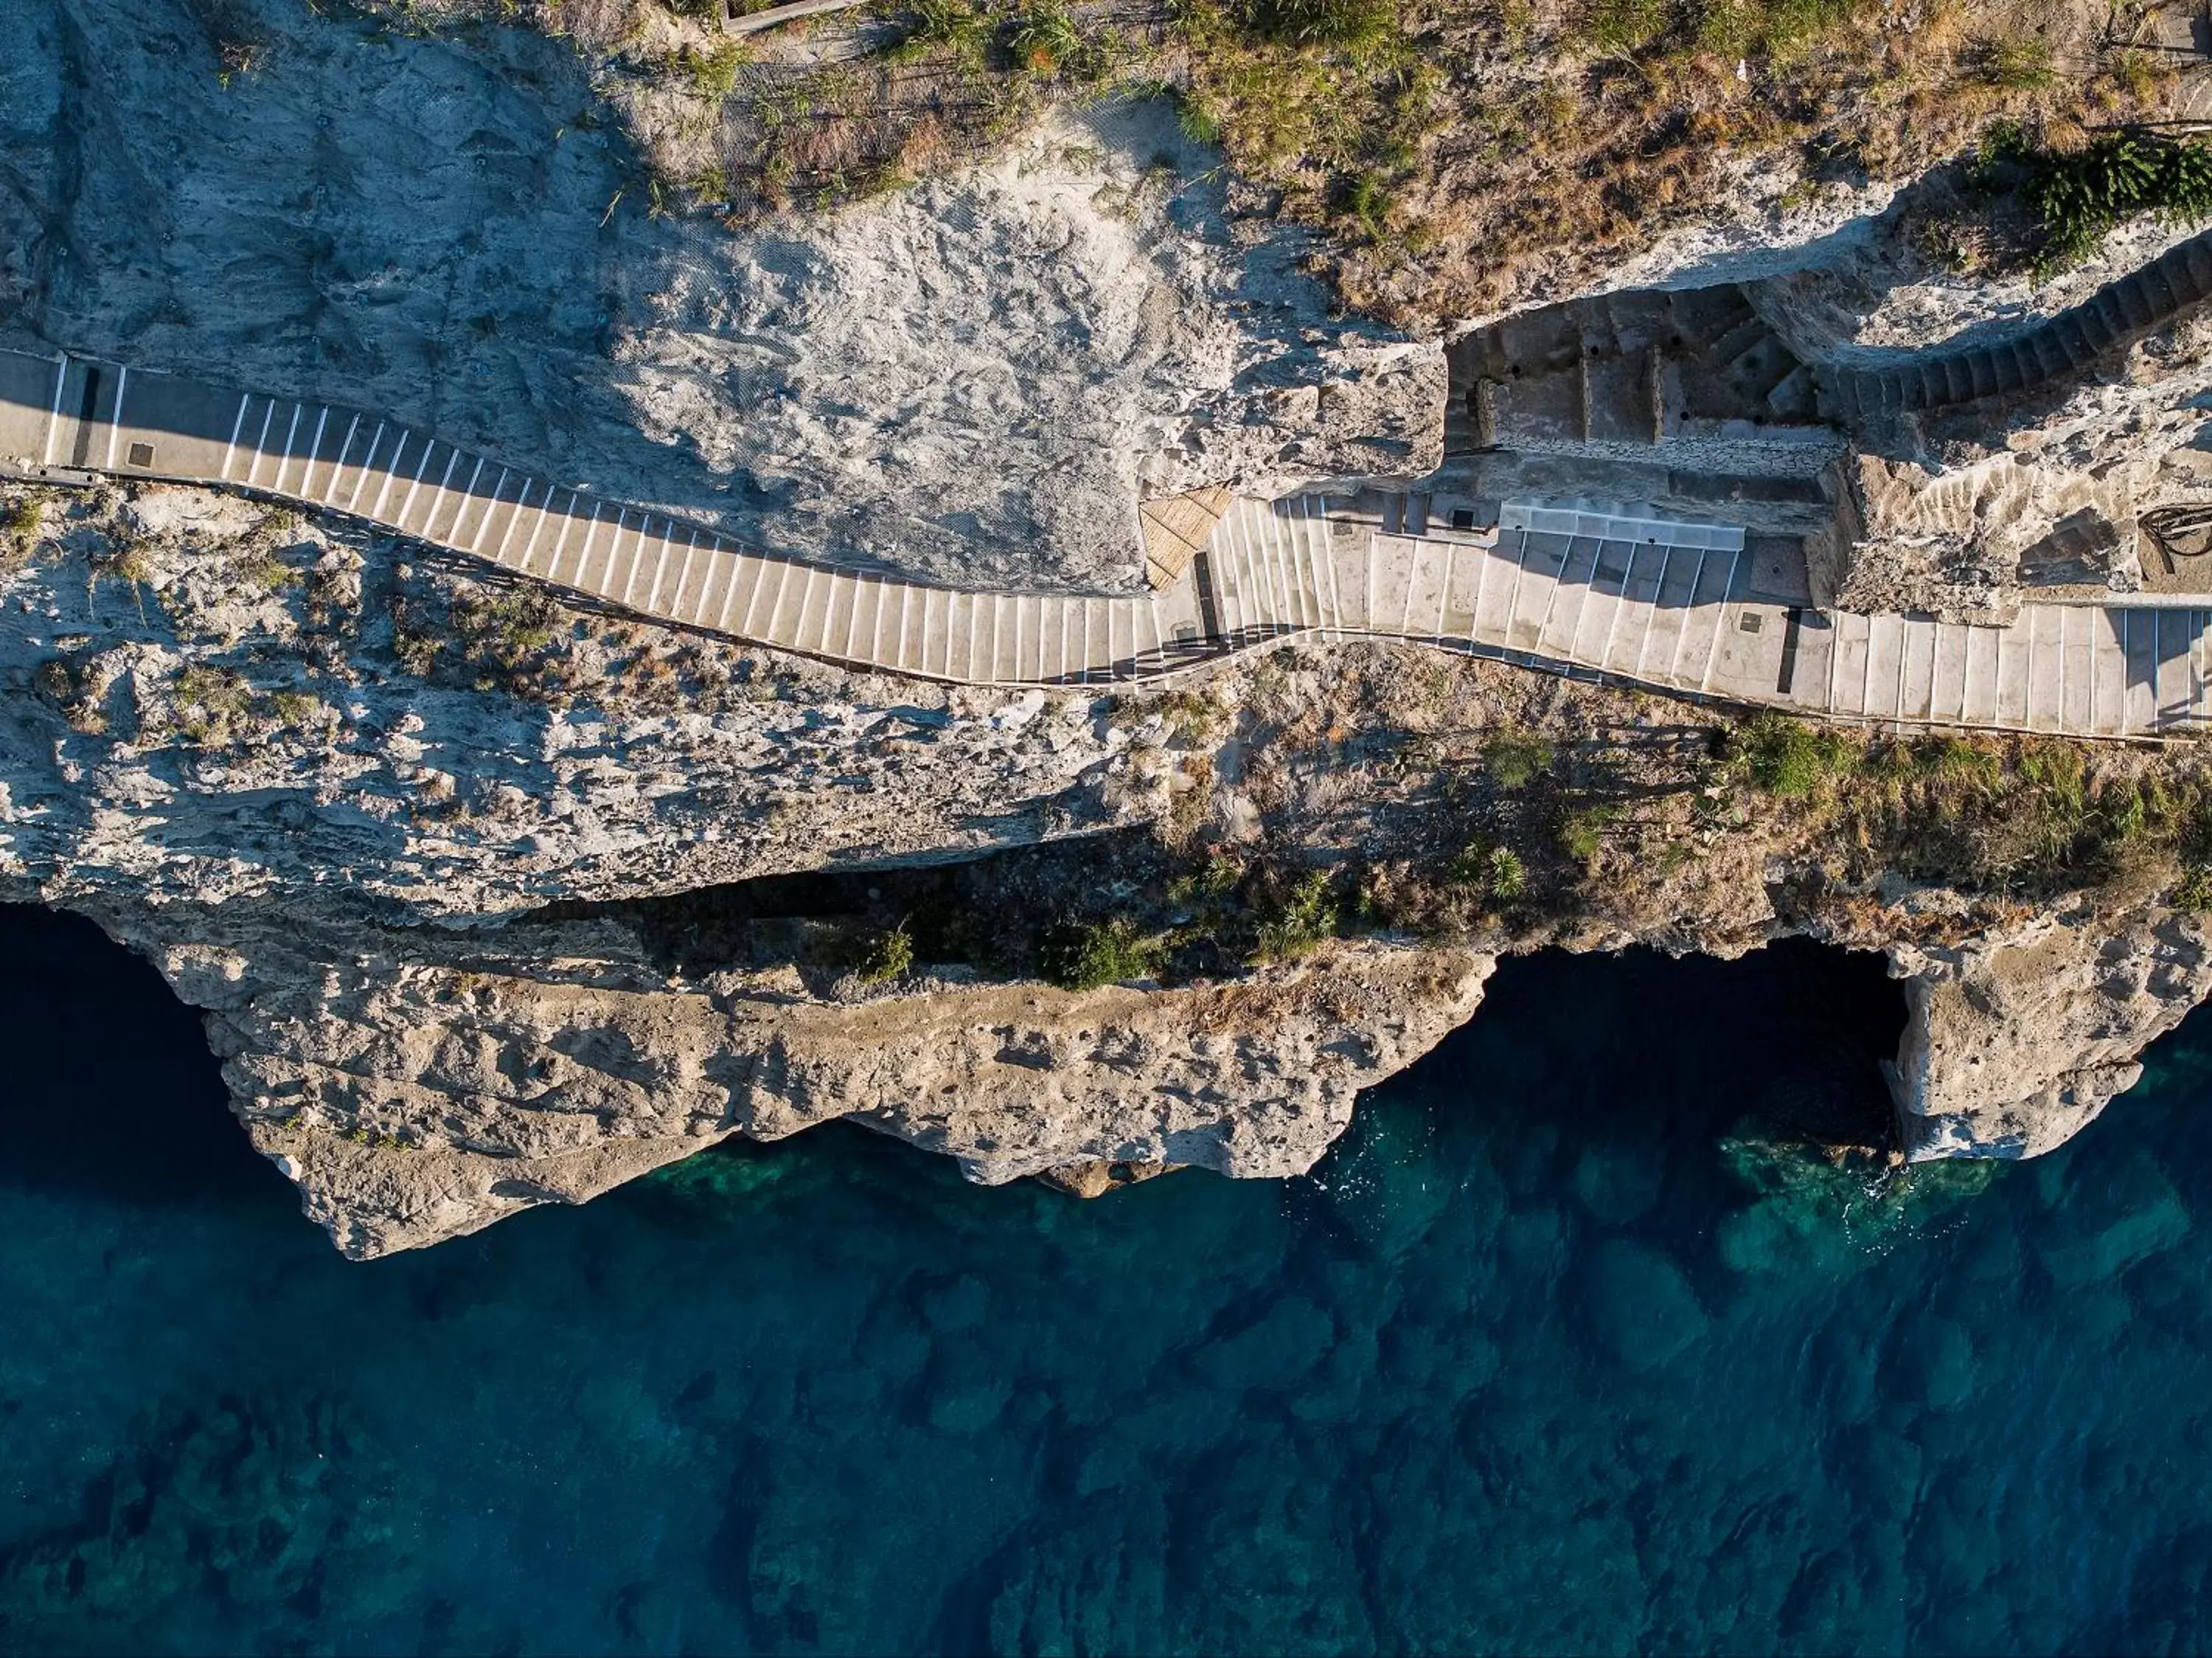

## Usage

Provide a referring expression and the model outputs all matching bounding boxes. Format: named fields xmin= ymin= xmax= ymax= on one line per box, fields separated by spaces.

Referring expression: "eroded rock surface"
xmin=168 ymin=920 xmax=1490 ymax=1258
xmin=1889 ymin=896 xmax=2212 ymax=1160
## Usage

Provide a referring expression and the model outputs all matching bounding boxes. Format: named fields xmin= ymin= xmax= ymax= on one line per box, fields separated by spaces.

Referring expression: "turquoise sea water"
xmin=4 ymin=905 xmax=2212 ymax=1654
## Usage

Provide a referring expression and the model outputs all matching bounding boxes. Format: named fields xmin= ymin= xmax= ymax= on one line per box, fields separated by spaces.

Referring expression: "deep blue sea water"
xmin=5 ymin=904 xmax=2212 ymax=1654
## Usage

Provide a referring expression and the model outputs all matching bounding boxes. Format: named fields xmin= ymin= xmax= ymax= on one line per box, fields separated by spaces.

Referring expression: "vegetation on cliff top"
xmin=352 ymin=0 xmax=2185 ymax=326
xmin=1980 ymin=125 xmax=2212 ymax=275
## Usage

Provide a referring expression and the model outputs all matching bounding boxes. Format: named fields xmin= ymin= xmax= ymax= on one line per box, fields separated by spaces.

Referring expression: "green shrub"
xmin=1449 ymin=839 xmax=1526 ymax=901
xmin=1242 ymin=0 xmax=1397 ymax=54
xmin=1252 ymin=870 xmax=1341 ymax=962
xmin=1483 ymin=726 xmax=1554 ymax=788
xmin=1168 ymin=850 xmax=1245 ymax=906
xmin=855 ymin=922 xmax=915 ymax=985
xmin=1736 ymin=712 xmax=1853 ymax=797
xmin=1484 ymin=846 xmax=1527 ymax=901
xmin=1995 ymin=128 xmax=2212 ymax=272
xmin=2177 ymin=865 xmax=2212 ymax=914
xmin=1043 ymin=916 xmax=1164 ymax=990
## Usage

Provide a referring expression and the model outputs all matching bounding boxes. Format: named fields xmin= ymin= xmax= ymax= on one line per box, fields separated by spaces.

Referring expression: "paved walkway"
xmin=3 ymin=347 xmax=2208 ymax=738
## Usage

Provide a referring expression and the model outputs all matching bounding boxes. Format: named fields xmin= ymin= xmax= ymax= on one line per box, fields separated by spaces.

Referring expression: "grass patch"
xmin=681 ymin=38 xmax=750 ymax=100
xmin=1582 ymin=0 xmax=1668 ymax=55
xmin=1968 ymin=33 xmax=2055 ymax=94
xmin=882 ymin=0 xmax=997 ymax=66
xmin=169 ymin=665 xmax=275 ymax=748
xmin=1734 ymin=712 xmax=1857 ymax=797
xmin=33 ymin=656 xmax=109 ymax=736
xmin=1007 ymin=2 xmax=1094 ymax=77
xmin=1483 ymin=726 xmax=1555 ymax=788
xmin=1251 ymin=869 xmax=1341 ymax=962
xmin=1043 ymin=915 xmax=1165 ymax=990
xmin=1242 ymin=0 xmax=1397 ymax=55
xmin=1 ymin=496 xmax=45 ymax=544
xmin=1554 ymin=799 xmax=1618 ymax=863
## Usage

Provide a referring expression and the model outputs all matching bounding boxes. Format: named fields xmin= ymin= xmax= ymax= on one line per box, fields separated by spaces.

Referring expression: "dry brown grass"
xmin=382 ymin=0 xmax=2195 ymax=327
xmin=1175 ymin=0 xmax=2181 ymax=325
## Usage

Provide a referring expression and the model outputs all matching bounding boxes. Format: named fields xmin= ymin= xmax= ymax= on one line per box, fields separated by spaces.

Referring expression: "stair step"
xmin=1584 ymin=350 xmax=1660 ymax=444
xmin=2137 ymin=260 xmax=2183 ymax=318
xmin=2049 ymin=313 xmax=2098 ymax=364
xmin=2079 ymin=296 xmax=2124 ymax=352
xmin=1599 ymin=291 xmax=1673 ymax=355
xmin=1765 ymin=364 xmax=1818 ymax=420
xmin=2110 ymin=275 xmax=2154 ymax=331
xmin=1470 ymin=380 xmax=1498 ymax=448
xmin=2023 ymin=329 xmax=2070 ymax=381
xmin=2177 ymin=234 xmax=2212 ymax=297
xmin=1666 ymin=285 xmax=1758 ymax=350
xmin=1497 ymin=309 xmax=1582 ymax=375
xmin=1705 ymin=316 xmax=1773 ymax=370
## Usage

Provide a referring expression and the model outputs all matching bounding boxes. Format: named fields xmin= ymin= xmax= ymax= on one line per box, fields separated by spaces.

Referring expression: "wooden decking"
xmin=2 ymin=346 xmax=2208 ymax=735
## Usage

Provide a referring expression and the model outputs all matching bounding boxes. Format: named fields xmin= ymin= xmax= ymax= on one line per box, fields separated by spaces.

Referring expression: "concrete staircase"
xmin=5 ymin=345 xmax=2212 ymax=738
xmin=1816 ymin=228 xmax=2212 ymax=423
xmin=1451 ymin=282 xmax=1821 ymax=449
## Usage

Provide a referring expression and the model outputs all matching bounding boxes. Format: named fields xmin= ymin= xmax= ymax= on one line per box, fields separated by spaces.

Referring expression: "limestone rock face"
xmin=173 ymin=920 xmax=1492 ymax=1259
xmin=1888 ymin=901 xmax=2212 ymax=1161
xmin=1145 ymin=339 xmax=1447 ymax=498
xmin=1 ymin=2 xmax=1440 ymax=592
xmin=1787 ymin=226 xmax=2212 ymax=619
xmin=1840 ymin=450 xmax=2138 ymax=619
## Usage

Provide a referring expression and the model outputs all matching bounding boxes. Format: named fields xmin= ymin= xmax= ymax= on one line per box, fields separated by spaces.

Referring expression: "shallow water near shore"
xmin=4 ymin=904 xmax=2212 ymax=1654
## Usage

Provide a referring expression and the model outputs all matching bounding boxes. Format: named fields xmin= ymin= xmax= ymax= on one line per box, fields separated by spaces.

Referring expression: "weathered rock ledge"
xmin=172 ymin=923 xmax=1492 ymax=1259
xmin=1888 ymin=889 xmax=2212 ymax=1163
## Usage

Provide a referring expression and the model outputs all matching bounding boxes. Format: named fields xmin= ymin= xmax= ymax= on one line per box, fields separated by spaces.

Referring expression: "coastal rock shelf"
xmin=5 ymin=347 xmax=2210 ymax=737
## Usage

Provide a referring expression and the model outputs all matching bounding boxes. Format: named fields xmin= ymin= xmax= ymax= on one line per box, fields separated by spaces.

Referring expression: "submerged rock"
xmin=1716 ymin=1120 xmax=1997 ymax=1276
xmin=1578 ymin=1239 xmax=1709 ymax=1374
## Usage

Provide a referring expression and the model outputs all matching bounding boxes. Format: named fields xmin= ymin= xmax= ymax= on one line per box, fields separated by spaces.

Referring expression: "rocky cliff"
xmin=0 ymin=482 xmax=2200 ymax=1257
xmin=185 ymin=919 xmax=1493 ymax=1258
xmin=6 ymin=0 xmax=2212 ymax=1259
xmin=1890 ymin=886 xmax=2212 ymax=1162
